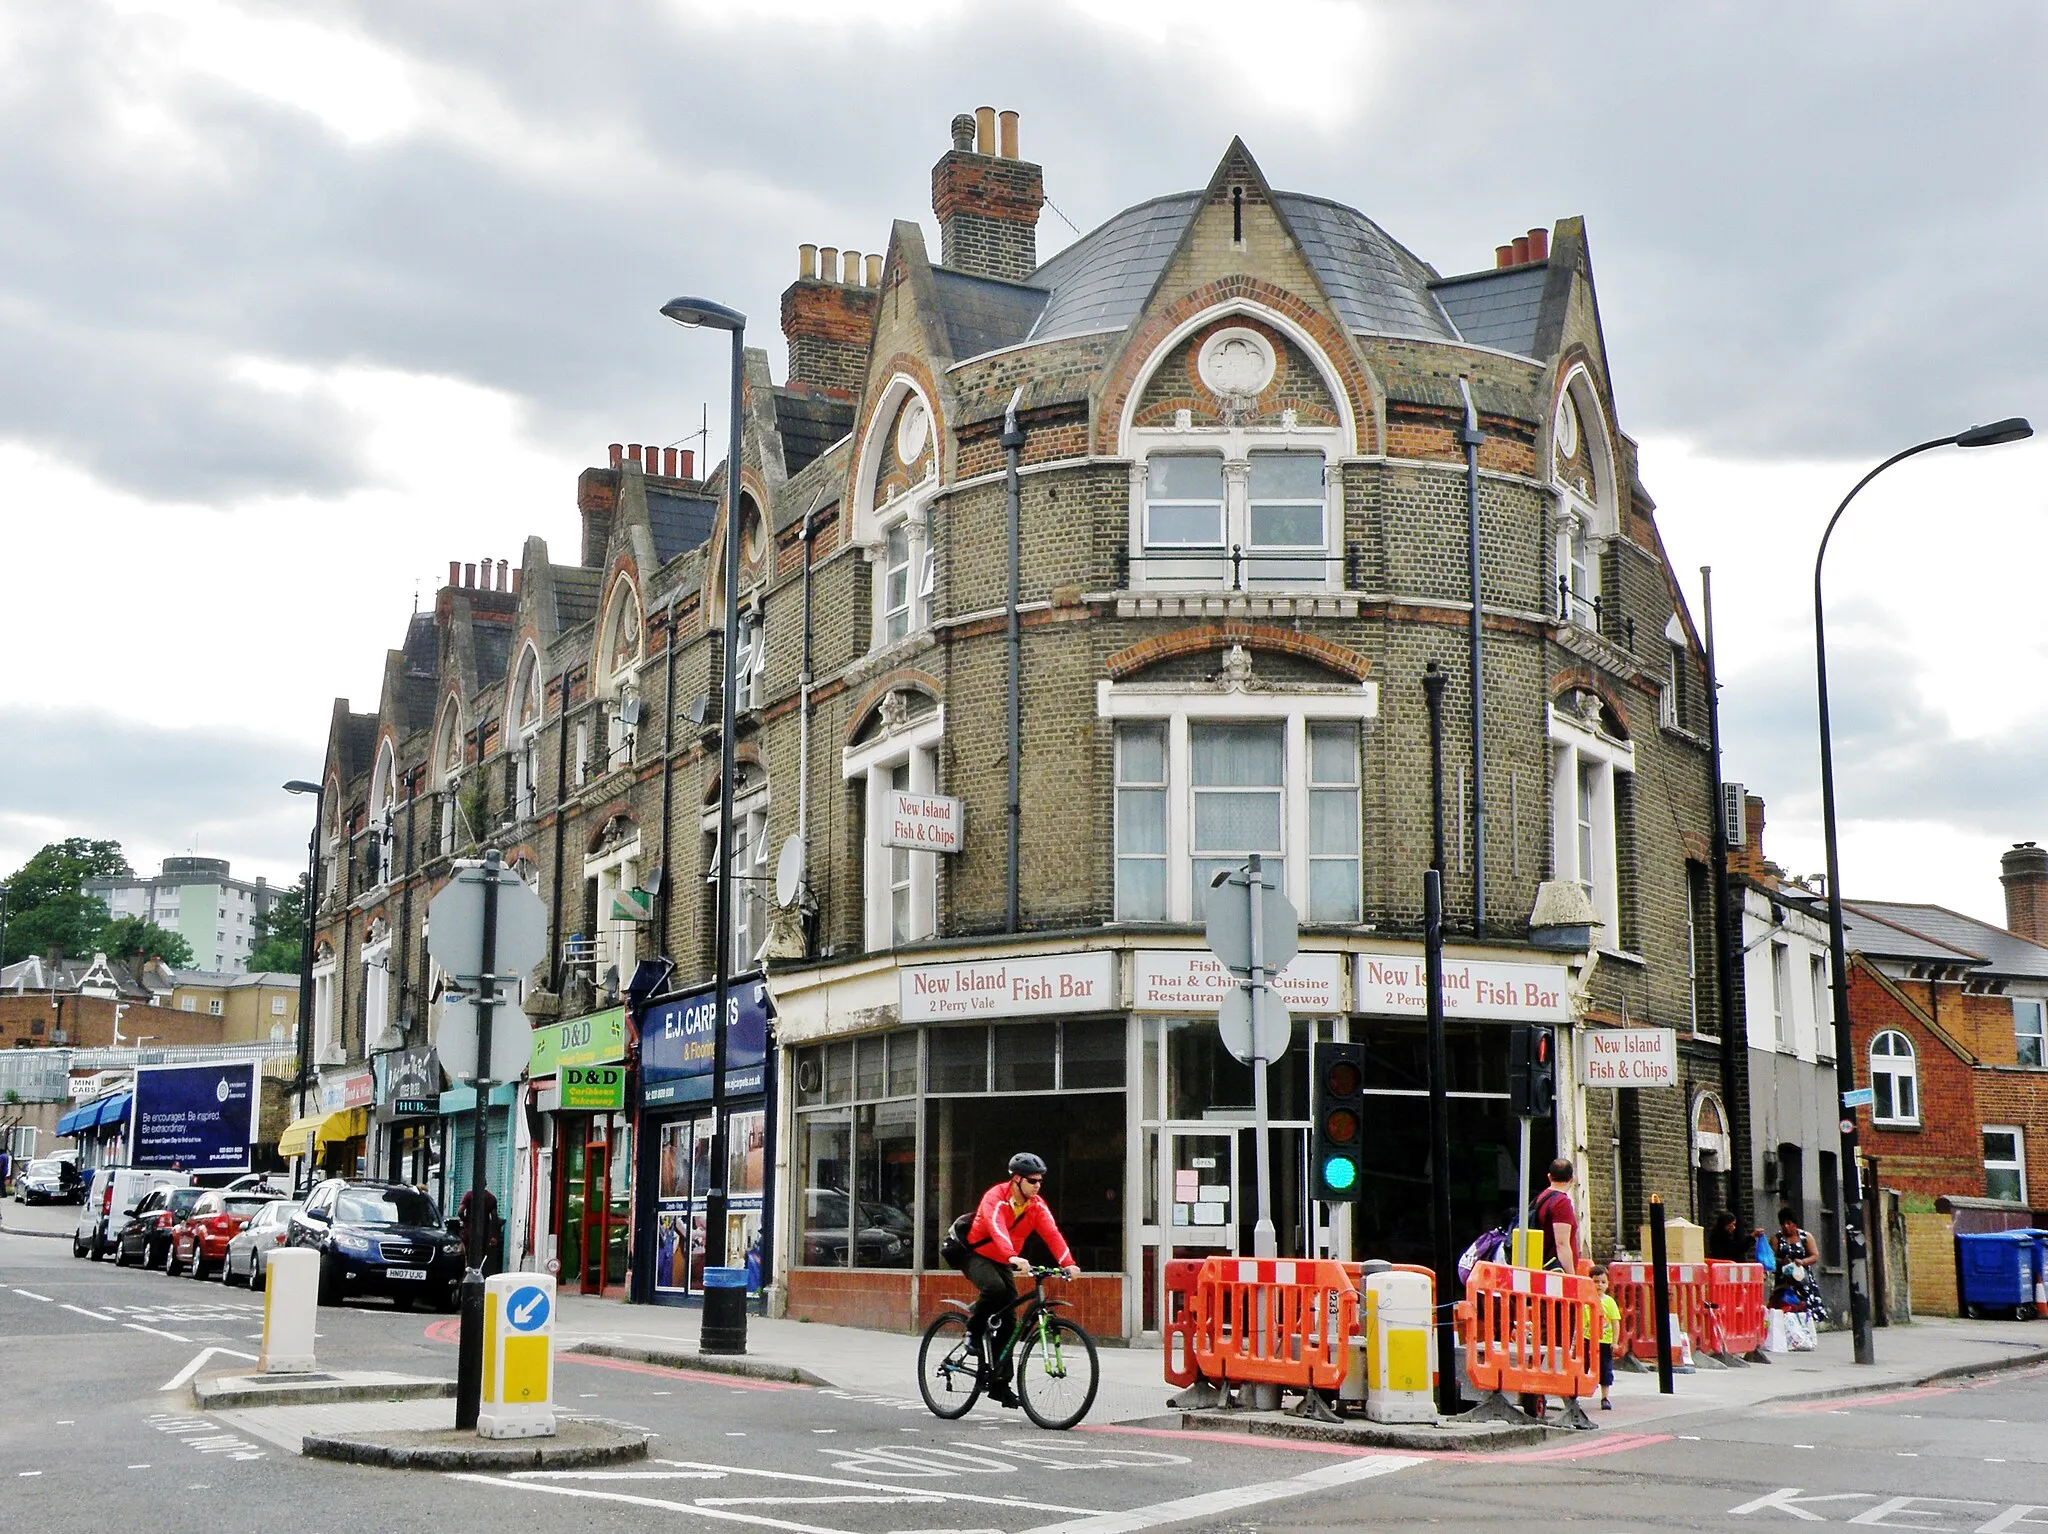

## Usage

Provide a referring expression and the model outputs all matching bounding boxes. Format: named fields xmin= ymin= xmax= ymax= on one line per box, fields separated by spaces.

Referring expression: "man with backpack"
xmin=945 ymin=1152 xmax=1080 ymax=1409
xmin=1533 ymin=1158 xmax=1580 ymax=1274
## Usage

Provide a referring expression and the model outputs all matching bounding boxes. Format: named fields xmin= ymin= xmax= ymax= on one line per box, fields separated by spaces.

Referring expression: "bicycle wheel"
xmin=917 ymin=1312 xmax=985 ymax=1419
xmin=1016 ymin=1315 xmax=1099 ymax=1430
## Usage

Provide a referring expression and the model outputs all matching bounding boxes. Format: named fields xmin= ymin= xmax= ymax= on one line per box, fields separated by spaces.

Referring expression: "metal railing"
xmin=1115 ymin=547 xmax=1359 ymax=592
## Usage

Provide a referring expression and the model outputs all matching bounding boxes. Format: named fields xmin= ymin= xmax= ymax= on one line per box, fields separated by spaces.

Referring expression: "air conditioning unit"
xmin=1721 ymin=782 xmax=1746 ymax=849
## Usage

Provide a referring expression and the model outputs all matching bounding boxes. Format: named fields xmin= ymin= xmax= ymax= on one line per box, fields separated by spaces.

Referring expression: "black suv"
xmin=114 ymin=1186 xmax=206 ymax=1270
xmin=287 ymin=1178 xmax=465 ymax=1311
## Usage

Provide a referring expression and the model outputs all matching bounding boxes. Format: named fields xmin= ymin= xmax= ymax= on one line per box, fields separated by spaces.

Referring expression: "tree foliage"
xmin=246 ymin=874 xmax=309 ymax=975
xmin=1 ymin=839 xmax=129 ymax=966
xmin=99 ymin=916 xmax=195 ymax=970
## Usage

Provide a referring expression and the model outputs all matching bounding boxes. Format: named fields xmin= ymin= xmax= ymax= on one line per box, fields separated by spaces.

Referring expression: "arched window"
xmin=512 ymin=646 xmax=543 ymax=820
xmin=854 ymin=381 xmax=940 ymax=652
xmin=597 ymin=579 xmax=643 ymax=772
xmin=320 ymin=789 xmax=342 ymax=904
xmin=1551 ymin=367 xmax=1618 ymax=633
xmin=1869 ymin=1030 xmax=1918 ymax=1126
xmin=369 ymin=742 xmax=397 ymax=887
xmin=434 ymin=703 xmax=464 ymax=857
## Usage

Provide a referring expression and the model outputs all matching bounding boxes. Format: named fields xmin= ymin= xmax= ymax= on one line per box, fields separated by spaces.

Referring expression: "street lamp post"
xmin=660 ymin=295 xmax=746 ymax=1270
xmin=284 ymin=780 xmax=324 ymax=1189
xmin=1814 ymin=416 xmax=2031 ymax=1367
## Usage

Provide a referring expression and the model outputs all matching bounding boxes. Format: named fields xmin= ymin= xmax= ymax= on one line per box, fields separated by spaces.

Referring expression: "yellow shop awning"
xmin=277 ymin=1108 xmax=367 ymax=1157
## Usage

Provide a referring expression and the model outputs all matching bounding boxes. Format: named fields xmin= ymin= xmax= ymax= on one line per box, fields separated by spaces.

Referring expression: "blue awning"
xmin=56 ymin=1105 xmax=88 ymax=1136
xmin=93 ymin=1092 xmax=132 ymax=1128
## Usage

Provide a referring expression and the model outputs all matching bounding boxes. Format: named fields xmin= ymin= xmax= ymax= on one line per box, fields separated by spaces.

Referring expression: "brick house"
xmin=311 ymin=110 xmax=1730 ymax=1337
xmin=1840 ymin=843 xmax=2048 ymax=1316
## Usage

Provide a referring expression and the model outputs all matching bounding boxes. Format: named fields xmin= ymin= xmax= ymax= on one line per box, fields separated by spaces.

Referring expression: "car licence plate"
xmin=385 ymin=1267 xmax=426 ymax=1281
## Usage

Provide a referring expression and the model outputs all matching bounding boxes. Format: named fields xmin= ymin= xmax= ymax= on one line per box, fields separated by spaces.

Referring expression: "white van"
xmin=74 ymin=1167 xmax=189 ymax=1260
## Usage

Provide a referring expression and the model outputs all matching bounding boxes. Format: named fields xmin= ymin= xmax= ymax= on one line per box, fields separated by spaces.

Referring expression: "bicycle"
xmin=917 ymin=1266 xmax=1100 ymax=1430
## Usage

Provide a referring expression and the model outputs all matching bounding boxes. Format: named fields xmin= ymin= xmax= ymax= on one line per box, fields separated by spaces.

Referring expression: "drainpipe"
xmin=1457 ymin=377 xmax=1487 ymax=934
xmin=798 ymin=493 xmax=825 ymax=854
xmin=1002 ymin=387 xmax=1025 ymax=934
xmin=1702 ymin=567 xmax=1749 ymax=1228
xmin=547 ymin=672 xmax=572 ymax=992
xmin=656 ymin=592 xmax=680 ymax=944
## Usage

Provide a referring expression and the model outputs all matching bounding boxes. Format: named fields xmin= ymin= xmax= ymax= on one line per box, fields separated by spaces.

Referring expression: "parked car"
xmin=114 ymin=1185 xmax=206 ymax=1270
xmin=801 ymin=1187 xmax=913 ymax=1267
xmin=223 ymin=1199 xmax=302 ymax=1289
xmin=14 ymin=1157 xmax=82 ymax=1205
xmin=287 ymin=1178 xmax=465 ymax=1311
xmin=77 ymin=1169 xmax=188 ymax=1260
xmin=171 ymin=1190 xmax=284 ymax=1281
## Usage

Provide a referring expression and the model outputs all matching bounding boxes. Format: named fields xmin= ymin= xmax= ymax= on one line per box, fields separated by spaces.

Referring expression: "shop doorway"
xmin=1165 ymin=1128 xmax=1237 ymax=1261
xmin=557 ymin=1116 xmax=629 ymax=1296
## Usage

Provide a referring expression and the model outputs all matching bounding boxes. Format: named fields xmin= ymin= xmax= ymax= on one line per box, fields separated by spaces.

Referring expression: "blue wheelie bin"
xmin=1956 ymin=1230 xmax=2036 ymax=1321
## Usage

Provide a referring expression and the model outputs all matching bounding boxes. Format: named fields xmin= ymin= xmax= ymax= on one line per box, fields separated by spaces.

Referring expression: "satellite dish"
xmin=775 ymin=835 xmax=807 ymax=906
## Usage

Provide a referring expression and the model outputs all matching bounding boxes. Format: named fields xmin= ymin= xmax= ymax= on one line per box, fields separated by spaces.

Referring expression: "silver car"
xmin=222 ymin=1199 xmax=302 ymax=1289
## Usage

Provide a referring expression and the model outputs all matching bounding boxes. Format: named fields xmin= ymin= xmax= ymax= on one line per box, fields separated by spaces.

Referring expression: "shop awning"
xmin=92 ymin=1092 xmax=132 ymax=1128
xmin=56 ymin=1104 xmax=90 ymax=1136
xmin=276 ymin=1108 xmax=367 ymax=1158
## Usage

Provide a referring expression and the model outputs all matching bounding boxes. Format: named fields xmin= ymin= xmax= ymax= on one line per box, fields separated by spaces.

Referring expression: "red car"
xmin=169 ymin=1190 xmax=284 ymax=1280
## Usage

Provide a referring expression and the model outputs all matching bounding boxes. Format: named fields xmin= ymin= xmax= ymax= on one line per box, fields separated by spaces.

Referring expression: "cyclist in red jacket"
xmin=962 ymin=1152 xmax=1080 ymax=1407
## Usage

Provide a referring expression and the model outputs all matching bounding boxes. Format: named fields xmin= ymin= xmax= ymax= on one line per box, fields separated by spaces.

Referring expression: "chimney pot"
xmin=950 ymin=113 xmax=975 ymax=151
xmin=497 ymin=558 xmax=509 ymax=590
xmin=608 ymin=442 xmax=623 ymax=468
xmin=843 ymin=249 xmax=862 ymax=285
xmin=798 ymin=242 xmax=817 ymax=280
xmin=512 ymin=568 xmax=522 ymax=595
xmin=818 ymin=246 xmax=839 ymax=285
xmin=463 ymin=563 xmax=476 ymax=588
xmin=448 ymin=560 xmax=460 ymax=588
xmin=1512 ymin=234 xmax=1531 ymax=264
xmin=1496 ymin=244 xmax=1514 ymax=268
xmin=2001 ymin=842 xmax=2048 ymax=943
xmin=998 ymin=109 xmax=1019 ymax=159
xmin=865 ymin=253 xmax=882 ymax=286
xmin=662 ymin=447 xmax=677 ymax=476
xmin=975 ymin=106 xmax=997 ymax=155
xmin=1528 ymin=226 xmax=1549 ymax=261
xmin=627 ymin=443 xmax=643 ymax=467
xmin=681 ymin=448 xmax=695 ymax=478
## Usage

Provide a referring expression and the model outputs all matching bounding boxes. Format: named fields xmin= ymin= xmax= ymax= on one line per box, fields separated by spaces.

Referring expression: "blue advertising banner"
xmin=640 ymin=975 xmax=769 ymax=1108
xmin=132 ymin=1061 xmax=257 ymax=1172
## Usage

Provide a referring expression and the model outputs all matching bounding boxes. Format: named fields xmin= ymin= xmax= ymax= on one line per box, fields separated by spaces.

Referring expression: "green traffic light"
xmin=1321 ymin=1155 xmax=1358 ymax=1192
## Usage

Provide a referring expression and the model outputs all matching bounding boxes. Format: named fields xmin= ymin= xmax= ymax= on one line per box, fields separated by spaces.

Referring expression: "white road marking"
xmin=12 ymin=1288 xmax=54 ymax=1302
xmin=1017 ymin=1455 xmax=1422 ymax=1534
xmin=18 ymin=1471 xmax=41 ymax=1477
xmin=453 ymin=1475 xmax=856 ymax=1533
xmin=60 ymin=1303 xmax=114 ymax=1321
xmin=128 ymin=1465 xmax=150 ymax=1470
xmin=657 ymin=1460 xmax=1103 ymax=1516
xmin=700 ymin=1497 xmax=947 ymax=1507
xmin=162 ymin=1347 xmax=259 ymax=1392
xmin=1730 ymin=1489 xmax=1876 ymax=1519
xmin=125 ymin=1323 xmax=192 ymax=1342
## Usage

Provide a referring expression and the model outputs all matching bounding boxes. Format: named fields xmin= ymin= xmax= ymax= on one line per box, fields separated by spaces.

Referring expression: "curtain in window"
xmin=1116 ymin=724 xmax=1168 ymax=920
xmin=1192 ymin=721 xmax=1284 ymax=898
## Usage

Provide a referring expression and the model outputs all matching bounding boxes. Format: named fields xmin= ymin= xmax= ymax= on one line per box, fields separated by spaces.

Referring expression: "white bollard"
xmin=1363 ymin=1268 xmax=1436 ymax=1424
xmin=262 ymin=1249 xmax=320 ymax=1374
xmin=478 ymin=1273 xmax=556 ymax=1439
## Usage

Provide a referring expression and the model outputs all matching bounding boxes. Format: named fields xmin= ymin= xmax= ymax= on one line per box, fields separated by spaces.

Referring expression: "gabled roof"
xmin=553 ymin=567 xmax=601 ymax=634
xmin=771 ymin=391 xmax=857 ymax=480
xmin=1431 ymin=264 xmax=1550 ymax=358
xmin=1848 ymin=900 xmax=2048 ymax=981
xmin=473 ymin=622 xmax=515 ymax=692
xmin=928 ymin=268 xmax=1050 ymax=359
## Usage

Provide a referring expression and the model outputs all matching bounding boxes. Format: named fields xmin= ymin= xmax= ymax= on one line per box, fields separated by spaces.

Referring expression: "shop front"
xmin=634 ymin=975 xmax=771 ymax=1306
xmin=290 ymin=1066 xmax=373 ymax=1180
xmin=529 ymin=1007 xmax=631 ymax=1296
xmin=372 ymin=1047 xmax=442 ymax=1190
xmin=441 ymin=1081 xmax=518 ymax=1269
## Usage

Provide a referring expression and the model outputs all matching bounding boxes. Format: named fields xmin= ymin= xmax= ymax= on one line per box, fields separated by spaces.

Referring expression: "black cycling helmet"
xmin=1008 ymin=1152 xmax=1048 ymax=1177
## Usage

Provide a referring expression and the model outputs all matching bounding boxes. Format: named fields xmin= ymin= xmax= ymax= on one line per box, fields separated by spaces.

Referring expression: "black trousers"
xmin=962 ymin=1253 xmax=1019 ymax=1381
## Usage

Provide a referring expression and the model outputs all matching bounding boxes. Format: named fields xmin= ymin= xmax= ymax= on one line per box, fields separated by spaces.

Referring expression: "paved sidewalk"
xmin=551 ymin=1291 xmax=2048 ymax=1429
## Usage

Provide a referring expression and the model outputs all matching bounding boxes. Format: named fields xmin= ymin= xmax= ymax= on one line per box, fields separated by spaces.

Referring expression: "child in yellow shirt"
xmin=1594 ymin=1267 xmax=1622 ymax=1410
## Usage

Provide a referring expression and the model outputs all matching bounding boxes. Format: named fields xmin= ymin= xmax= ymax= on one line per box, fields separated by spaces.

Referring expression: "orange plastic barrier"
xmin=1708 ymin=1260 xmax=1769 ymax=1356
xmin=1193 ymin=1257 xmax=1359 ymax=1394
xmin=1607 ymin=1259 xmax=1715 ymax=1361
xmin=1455 ymin=1261 xmax=1598 ymax=1402
xmin=1163 ymin=1258 xmax=1206 ymax=1388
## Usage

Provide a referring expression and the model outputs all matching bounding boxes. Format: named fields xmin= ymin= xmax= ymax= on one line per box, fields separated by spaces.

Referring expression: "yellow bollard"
xmin=261 ymin=1248 xmax=319 ymax=1374
xmin=478 ymin=1273 xmax=557 ymax=1439
xmin=1510 ymin=1226 xmax=1547 ymax=1270
xmin=1363 ymin=1269 xmax=1436 ymax=1424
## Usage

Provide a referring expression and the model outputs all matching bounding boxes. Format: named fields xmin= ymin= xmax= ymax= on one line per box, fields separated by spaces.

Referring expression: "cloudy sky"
xmin=3 ymin=0 xmax=2045 ymax=924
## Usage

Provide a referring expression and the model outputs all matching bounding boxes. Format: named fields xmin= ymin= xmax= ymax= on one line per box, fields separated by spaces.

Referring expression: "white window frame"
xmin=734 ymin=608 xmax=767 ymax=713
xmin=702 ymin=781 xmax=770 ymax=971
xmin=1129 ymin=429 xmax=1342 ymax=592
xmin=843 ymin=707 xmax=945 ymax=951
xmin=1811 ymin=953 xmax=1835 ymax=1059
xmin=1869 ymin=1029 xmax=1919 ymax=1127
xmin=362 ymin=923 xmax=396 ymax=1053
xmin=433 ymin=705 xmax=464 ymax=857
xmin=1548 ymin=702 xmax=1633 ymax=948
xmin=1099 ymin=681 xmax=1378 ymax=923
xmin=872 ymin=492 xmax=936 ymax=650
xmin=1983 ymin=1126 xmax=2027 ymax=1204
xmin=2013 ymin=997 xmax=2045 ymax=1068
xmin=369 ymin=744 xmax=397 ymax=889
xmin=513 ymin=648 xmax=543 ymax=822
xmin=584 ymin=834 xmax=643 ymax=997
xmin=1550 ymin=366 xmax=1617 ymax=635
xmin=1771 ymin=941 xmax=1793 ymax=1052
xmin=312 ymin=951 xmax=339 ymax=1065
xmin=599 ymin=580 xmax=643 ymax=774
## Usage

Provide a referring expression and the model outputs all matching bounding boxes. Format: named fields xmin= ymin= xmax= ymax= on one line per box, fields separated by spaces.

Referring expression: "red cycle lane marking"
xmin=1493 ymin=1431 xmax=1674 ymax=1462
xmin=1773 ymin=1386 xmax=1958 ymax=1414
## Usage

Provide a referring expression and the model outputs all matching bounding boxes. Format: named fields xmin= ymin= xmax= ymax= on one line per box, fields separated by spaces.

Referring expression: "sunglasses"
xmin=1020 ymin=1175 xmax=1043 ymax=1185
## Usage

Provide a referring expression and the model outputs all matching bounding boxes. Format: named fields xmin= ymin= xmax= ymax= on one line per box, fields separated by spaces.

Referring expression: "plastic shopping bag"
xmin=1755 ymin=1232 xmax=1777 ymax=1272
xmin=1784 ymin=1309 xmax=1818 ymax=1351
xmin=1764 ymin=1308 xmax=1789 ymax=1354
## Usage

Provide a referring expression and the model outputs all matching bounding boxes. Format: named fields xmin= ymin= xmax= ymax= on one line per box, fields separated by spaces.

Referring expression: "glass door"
xmin=558 ymin=1131 xmax=587 ymax=1290
xmin=1166 ymin=1129 xmax=1236 ymax=1257
xmin=581 ymin=1142 xmax=609 ymax=1293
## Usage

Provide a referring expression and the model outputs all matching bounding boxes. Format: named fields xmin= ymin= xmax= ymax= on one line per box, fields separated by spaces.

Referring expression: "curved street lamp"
xmin=1815 ymin=416 xmax=2032 ymax=1366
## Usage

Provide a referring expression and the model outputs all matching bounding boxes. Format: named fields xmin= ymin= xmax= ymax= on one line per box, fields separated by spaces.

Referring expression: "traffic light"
xmin=1311 ymin=1041 xmax=1367 ymax=1201
xmin=1509 ymin=1025 xmax=1556 ymax=1118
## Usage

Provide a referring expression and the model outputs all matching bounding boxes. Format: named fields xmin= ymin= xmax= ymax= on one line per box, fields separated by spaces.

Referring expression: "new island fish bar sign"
xmin=1353 ymin=951 xmax=1572 ymax=1022
xmin=1579 ymin=1027 xmax=1678 ymax=1087
xmin=901 ymin=952 xmax=1115 ymax=1022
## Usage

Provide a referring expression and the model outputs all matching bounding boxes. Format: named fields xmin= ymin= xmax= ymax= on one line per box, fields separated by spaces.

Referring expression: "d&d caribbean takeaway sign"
xmin=530 ymin=1007 xmax=627 ymax=1078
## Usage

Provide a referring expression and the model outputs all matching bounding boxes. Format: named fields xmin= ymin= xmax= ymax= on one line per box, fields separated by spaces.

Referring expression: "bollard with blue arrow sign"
xmin=478 ymin=1273 xmax=556 ymax=1439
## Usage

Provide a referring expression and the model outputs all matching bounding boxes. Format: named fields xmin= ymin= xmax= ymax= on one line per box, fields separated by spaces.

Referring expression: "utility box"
xmin=479 ymin=1273 xmax=556 ymax=1439
xmin=1641 ymin=1217 xmax=1704 ymax=1265
xmin=262 ymin=1249 xmax=319 ymax=1374
xmin=1362 ymin=1268 xmax=1436 ymax=1424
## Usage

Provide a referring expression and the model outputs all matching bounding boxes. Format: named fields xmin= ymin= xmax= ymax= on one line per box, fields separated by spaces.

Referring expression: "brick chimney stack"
xmin=931 ymin=106 xmax=1043 ymax=282
xmin=2001 ymin=841 xmax=2048 ymax=942
xmin=780 ymin=241 xmax=880 ymax=394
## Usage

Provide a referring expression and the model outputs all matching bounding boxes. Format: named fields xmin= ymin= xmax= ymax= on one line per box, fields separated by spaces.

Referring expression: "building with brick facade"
xmin=311 ymin=110 xmax=1731 ymax=1338
xmin=1838 ymin=844 xmax=2048 ymax=1316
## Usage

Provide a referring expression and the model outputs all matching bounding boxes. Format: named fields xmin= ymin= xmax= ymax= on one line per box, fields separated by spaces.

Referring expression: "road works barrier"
xmin=1707 ymin=1260 xmax=1771 ymax=1362
xmin=1167 ymin=1257 xmax=1358 ymax=1421
xmin=1163 ymin=1259 xmax=1204 ymax=1389
xmin=1455 ymin=1260 xmax=1598 ymax=1429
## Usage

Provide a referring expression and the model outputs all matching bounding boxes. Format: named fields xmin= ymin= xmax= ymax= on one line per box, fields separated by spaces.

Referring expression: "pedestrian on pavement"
xmin=1594 ymin=1267 xmax=1621 ymax=1410
xmin=1706 ymin=1209 xmax=1749 ymax=1262
xmin=459 ymin=1183 xmax=502 ymax=1273
xmin=1771 ymin=1207 xmax=1828 ymax=1320
xmin=1533 ymin=1158 xmax=1580 ymax=1273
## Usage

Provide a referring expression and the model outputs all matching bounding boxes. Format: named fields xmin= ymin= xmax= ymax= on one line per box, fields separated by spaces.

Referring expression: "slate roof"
xmin=646 ymin=486 xmax=718 ymax=564
xmin=402 ymin=613 xmax=437 ymax=676
xmin=553 ymin=567 xmax=601 ymax=634
xmin=1432 ymin=264 xmax=1550 ymax=358
xmin=473 ymin=621 xmax=515 ymax=690
xmin=1841 ymin=903 xmax=1986 ymax=966
xmin=1849 ymin=901 xmax=2048 ymax=981
xmin=928 ymin=269 xmax=1049 ymax=359
xmin=772 ymin=391 xmax=858 ymax=479
xmin=1016 ymin=191 xmax=1461 ymax=349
